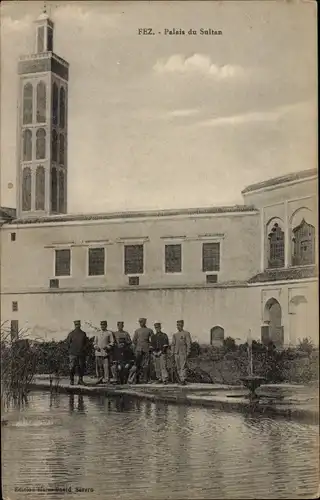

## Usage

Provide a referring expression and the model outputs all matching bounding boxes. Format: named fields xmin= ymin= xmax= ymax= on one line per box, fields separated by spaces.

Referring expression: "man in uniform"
xmin=132 ymin=318 xmax=153 ymax=383
xmin=111 ymin=321 xmax=133 ymax=383
xmin=93 ymin=320 xmax=114 ymax=383
xmin=171 ymin=320 xmax=192 ymax=385
xmin=66 ymin=320 xmax=89 ymax=385
xmin=150 ymin=322 xmax=169 ymax=384
xmin=113 ymin=321 xmax=132 ymax=345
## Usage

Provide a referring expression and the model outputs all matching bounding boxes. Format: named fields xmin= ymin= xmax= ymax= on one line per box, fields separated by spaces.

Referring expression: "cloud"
xmin=193 ymin=102 xmax=311 ymax=128
xmin=0 ymin=15 xmax=33 ymax=35
xmin=53 ymin=4 xmax=120 ymax=31
xmin=168 ymin=109 xmax=199 ymax=118
xmin=153 ymin=54 xmax=245 ymax=79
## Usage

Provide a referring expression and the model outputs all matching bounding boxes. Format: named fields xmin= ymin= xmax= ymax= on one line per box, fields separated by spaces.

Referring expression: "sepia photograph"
xmin=0 ymin=1 xmax=318 ymax=499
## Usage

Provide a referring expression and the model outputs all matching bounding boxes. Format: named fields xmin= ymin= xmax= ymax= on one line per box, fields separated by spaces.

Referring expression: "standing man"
xmin=171 ymin=320 xmax=192 ymax=385
xmin=111 ymin=321 xmax=132 ymax=383
xmin=132 ymin=318 xmax=153 ymax=383
xmin=94 ymin=320 xmax=114 ymax=383
xmin=66 ymin=320 xmax=89 ymax=385
xmin=113 ymin=321 xmax=132 ymax=346
xmin=151 ymin=322 xmax=169 ymax=384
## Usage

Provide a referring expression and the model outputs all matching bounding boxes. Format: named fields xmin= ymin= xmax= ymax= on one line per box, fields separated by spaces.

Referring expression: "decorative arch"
xmin=35 ymin=166 xmax=45 ymax=210
xmin=59 ymin=134 xmax=65 ymax=165
xmin=52 ymin=130 xmax=58 ymax=162
xmin=36 ymin=128 xmax=46 ymax=159
xmin=290 ymin=207 xmax=315 ymax=228
xmin=36 ymin=81 xmax=46 ymax=123
xmin=210 ymin=325 xmax=225 ymax=346
xmin=52 ymin=82 xmax=59 ymax=126
xmin=23 ymin=83 xmax=33 ymax=124
xmin=58 ymin=170 xmax=65 ymax=213
xmin=23 ymin=129 xmax=32 ymax=161
xmin=59 ymin=87 xmax=65 ymax=129
xmin=292 ymin=219 xmax=315 ymax=266
xmin=22 ymin=167 xmax=32 ymax=211
xmin=263 ymin=297 xmax=282 ymax=323
xmin=263 ymin=298 xmax=283 ymax=347
xmin=267 ymin=222 xmax=285 ymax=269
xmin=51 ymin=167 xmax=58 ymax=212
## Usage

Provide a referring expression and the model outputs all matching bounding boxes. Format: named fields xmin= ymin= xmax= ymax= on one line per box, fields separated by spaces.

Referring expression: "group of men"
xmin=66 ymin=318 xmax=192 ymax=386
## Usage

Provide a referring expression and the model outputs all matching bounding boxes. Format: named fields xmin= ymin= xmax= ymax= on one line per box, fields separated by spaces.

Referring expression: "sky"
xmin=0 ymin=0 xmax=317 ymax=214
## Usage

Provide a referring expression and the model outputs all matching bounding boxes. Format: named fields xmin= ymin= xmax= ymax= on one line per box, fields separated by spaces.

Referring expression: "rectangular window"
xmin=206 ymin=274 xmax=218 ymax=284
xmin=88 ymin=247 xmax=105 ymax=276
xmin=55 ymin=249 xmax=71 ymax=276
xmin=11 ymin=233 xmax=16 ymax=242
xmin=124 ymin=245 xmax=143 ymax=275
xmin=129 ymin=276 xmax=139 ymax=286
xmin=49 ymin=279 xmax=59 ymax=289
xmin=12 ymin=301 xmax=18 ymax=312
xmin=202 ymin=242 xmax=220 ymax=272
xmin=165 ymin=244 xmax=182 ymax=273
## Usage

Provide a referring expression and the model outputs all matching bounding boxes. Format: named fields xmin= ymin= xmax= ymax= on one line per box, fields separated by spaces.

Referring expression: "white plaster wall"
xmin=1 ymin=286 xmax=260 ymax=344
xmin=0 ymin=212 xmax=260 ymax=293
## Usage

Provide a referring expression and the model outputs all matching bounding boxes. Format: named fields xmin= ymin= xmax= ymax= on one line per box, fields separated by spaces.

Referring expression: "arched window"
xmin=36 ymin=81 xmax=46 ymax=123
xmin=37 ymin=26 xmax=44 ymax=53
xmin=51 ymin=167 xmax=58 ymax=212
xmin=268 ymin=223 xmax=285 ymax=268
xmin=52 ymin=130 xmax=58 ymax=162
xmin=35 ymin=166 xmax=45 ymax=210
xmin=58 ymin=170 xmax=65 ymax=213
xmin=59 ymin=134 xmax=65 ymax=165
xmin=59 ymin=87 xmax=65 ymax=129
xmin=23 ymin=83 xmax=33 ymax=124
xmin=36 ymin=128 xmax=46 ymax=159
xmin=52 ymin=83 xmax=59 ymax=126
xmin=22 ymin=167 xmax=32 ymax=211
xmin=292 ymin=219 xmax=315 ymax=266
xmin=23 ymin=129 xmax=32 ymax=161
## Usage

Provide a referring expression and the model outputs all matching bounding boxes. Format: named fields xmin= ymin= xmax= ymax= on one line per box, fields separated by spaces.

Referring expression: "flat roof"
xmin=7 ymin=204 xmax=257 ymax=225
xmin=242 ymin=168 xmax=318 ymax=194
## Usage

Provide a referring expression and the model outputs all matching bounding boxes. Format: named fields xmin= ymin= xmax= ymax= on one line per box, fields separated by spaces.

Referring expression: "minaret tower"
xmin=16 ymin=5 xmax=69 ymax=218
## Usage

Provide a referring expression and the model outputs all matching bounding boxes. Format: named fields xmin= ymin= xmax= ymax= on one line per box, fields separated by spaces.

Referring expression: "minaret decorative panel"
xmin=16 ymin=9 xmax=69 ymax=217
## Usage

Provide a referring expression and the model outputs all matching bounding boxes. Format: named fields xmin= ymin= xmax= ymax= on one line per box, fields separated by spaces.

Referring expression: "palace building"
xmin=0 ymin=12 xmax=318 ymax=345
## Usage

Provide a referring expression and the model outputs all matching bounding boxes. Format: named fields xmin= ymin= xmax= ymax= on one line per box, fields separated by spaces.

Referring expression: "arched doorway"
xmin=210 ymin=326 xmax=225 ymax=347
xmin=289 ymin=295 xmax=308 ymax=346
xmin=263 ymin=298 xmax=284 ymax=348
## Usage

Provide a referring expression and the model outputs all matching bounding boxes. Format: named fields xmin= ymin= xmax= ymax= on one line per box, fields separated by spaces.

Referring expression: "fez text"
xmin=137 ymin=28 xmax=223 ymax=36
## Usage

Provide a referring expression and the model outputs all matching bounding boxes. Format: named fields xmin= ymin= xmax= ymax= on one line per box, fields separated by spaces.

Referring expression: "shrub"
xmin=1 ymin=324 xmax=38 ymax=407
xmin=223 ymin=336 xmax=237 ymax=351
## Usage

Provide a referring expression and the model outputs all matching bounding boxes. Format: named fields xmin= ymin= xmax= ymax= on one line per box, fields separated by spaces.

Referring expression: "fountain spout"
xmin=240 ymin=330 xmax=266 ymax=400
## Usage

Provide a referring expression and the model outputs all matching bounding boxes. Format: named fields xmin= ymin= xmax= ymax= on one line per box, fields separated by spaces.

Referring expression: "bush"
xmin=297 ymin=337 xmax=314 ymax=356
xmin=1 ymin=325 xmax=38 ymax=407
xmin=189 ymin=341 xmax=200 ymax=357
xmin=29 ymin=337 xmax=318 ymax=386
xmin=223 ymin=336 xmax=237 ymax=351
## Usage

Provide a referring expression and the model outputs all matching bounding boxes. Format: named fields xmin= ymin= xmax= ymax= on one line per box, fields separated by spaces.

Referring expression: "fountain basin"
xmin=240 ymin=376 xmax=266 ymax=398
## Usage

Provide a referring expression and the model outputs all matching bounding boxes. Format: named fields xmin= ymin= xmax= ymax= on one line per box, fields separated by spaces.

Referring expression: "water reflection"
xmin=2 ymin=392 xmax=319 ymax=500
xmin=68 ymin=394 xmax=86 ymax=413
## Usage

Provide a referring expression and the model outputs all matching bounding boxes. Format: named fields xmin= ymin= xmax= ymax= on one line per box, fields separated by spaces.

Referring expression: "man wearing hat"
xmin=150 ymin=322 xmax=169 ymax=384
xmin=93 ymin=320 xmax=114 ymax=383
xmin=66 ymin=320 xmax=89 ymax=385
xmin=132 ymin=318 xmax=153 ymax=383
xmin=111 ymin=321 xmax=133 ymax=383
xmin=171 ymin=320 xmax=192 ymax=385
